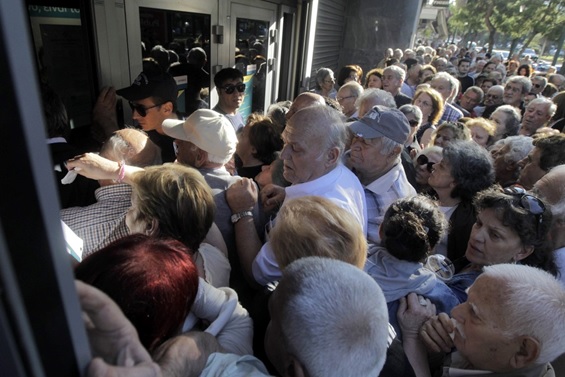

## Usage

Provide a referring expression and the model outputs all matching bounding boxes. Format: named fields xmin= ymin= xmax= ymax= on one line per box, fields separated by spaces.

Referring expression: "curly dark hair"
xmin=473 ymin=186 xmax=556 ymax=275
xmin=444 ymin=141 xmax=495 ymax=202
xmin=382 ymin=196 xmax=448 ymax=262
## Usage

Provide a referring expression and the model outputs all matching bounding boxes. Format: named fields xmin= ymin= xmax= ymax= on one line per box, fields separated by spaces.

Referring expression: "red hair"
xmin=75 ymin=234 xmax=199 ymax=351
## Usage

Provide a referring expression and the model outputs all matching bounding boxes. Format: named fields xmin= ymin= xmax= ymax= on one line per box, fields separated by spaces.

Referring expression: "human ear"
xmin=514 ymin=245 xmax=534 ymax=262
xmin=510 ymin=336 xmax=540 ymax=369
xmin=145 ymin=218 xmax=160 ymax=236
xmin=326 ymin=147 xmax=340 ymax=166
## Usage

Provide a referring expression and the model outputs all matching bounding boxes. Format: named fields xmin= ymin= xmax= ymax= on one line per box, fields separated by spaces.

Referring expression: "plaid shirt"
xmin=439 ymin=102 xmax=464 ymax=123
xmin=60 ymin=184 xmax=132 ymax=258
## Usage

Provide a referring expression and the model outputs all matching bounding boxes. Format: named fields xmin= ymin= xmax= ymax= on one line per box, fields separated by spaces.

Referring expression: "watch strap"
xmin=231 ymin=210 xmax=254 ymax=224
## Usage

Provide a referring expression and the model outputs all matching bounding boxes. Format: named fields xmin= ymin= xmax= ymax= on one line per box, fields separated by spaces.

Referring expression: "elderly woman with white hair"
xmin=490 ymin=135 xmax=534 ymax=188
xmin=312 ymin=67 xmax=337 ymax=99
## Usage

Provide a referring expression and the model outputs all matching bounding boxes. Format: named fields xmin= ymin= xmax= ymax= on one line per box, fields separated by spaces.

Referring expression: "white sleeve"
xmin=251 ymin=241 xmax=283 ymax=285
xmin=182 ymin=278 xmax=253 ymax=355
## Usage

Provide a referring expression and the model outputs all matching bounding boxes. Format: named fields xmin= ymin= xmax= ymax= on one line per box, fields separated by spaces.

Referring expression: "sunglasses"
xmin=503 ymin=186 xmax=546 ymax=238
xmin=128 ymin=101 xmax=162 ymax=117
xmin=408 ymin=120 xmax=420 ymax=127
xmin=417 ymin=154 xmax=435 ymax=173
xmin=221 ymin=83 xmax=246 ymax=94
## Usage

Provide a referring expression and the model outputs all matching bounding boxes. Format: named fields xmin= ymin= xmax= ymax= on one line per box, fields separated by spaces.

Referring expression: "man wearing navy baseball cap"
xmin=116 ymin=67 xmax=179 ymax=162
xmin=348 ymin=105 xmax=417 ymax=244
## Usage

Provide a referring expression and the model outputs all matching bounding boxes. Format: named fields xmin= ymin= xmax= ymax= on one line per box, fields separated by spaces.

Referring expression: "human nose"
xmin=280 ymin=144 xmax=291 ymax=159
xmin=517 ymin=157 xmax=527 ymax=169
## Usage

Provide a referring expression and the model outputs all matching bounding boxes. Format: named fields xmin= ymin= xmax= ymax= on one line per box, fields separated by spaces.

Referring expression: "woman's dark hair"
xmin=75 ymin=234 xmax=199 ymax=351
xmin=473 ymin=187 xmax=556 ymax=275
xmin=336 ymin=65 xmax=363 ymax=86
xmin=246 ymin=114 xmax=283 ymax=164
xmin=382 ymin=196 xmax=448 ymax=262
xmin=517 ymin=64 xmax=533 ymax=78
xmin=444 ymin=141 xmax=495 ymax=202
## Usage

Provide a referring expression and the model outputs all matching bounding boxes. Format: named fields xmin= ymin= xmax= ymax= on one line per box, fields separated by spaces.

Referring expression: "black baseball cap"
xmin=116 ymin=71 xmax=177 ymax=103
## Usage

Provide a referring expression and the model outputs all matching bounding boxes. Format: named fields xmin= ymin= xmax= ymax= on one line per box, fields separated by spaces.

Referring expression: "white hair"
xmin=384 ymin=65 xmax=406 ymax=82
xmin=527 ymin=97 xmax=557 ymax=118
xmin=340 ymin=81 xmax=364 ymax=98
xmin=356 ymin=88 xmax=396 ymax=110
xmin=280 ymin=257 xmax=389 ymax=377
xmin=493 ymin=135 xmax=533 ymax=164
xmin=482 ymin=264 xmax=565 ymax=364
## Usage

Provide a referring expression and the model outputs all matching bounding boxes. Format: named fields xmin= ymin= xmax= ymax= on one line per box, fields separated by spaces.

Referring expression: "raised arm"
xmin=66 ymin=153 xmax=143 ymax=184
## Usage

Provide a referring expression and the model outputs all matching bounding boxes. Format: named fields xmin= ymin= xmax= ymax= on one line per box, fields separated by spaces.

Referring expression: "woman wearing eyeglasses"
xmin=428 ymin=141 xmax=495 ymax=270
xmin=413 ymin=146 xmax=443 ymax=194
xmin=312 ymin=67 xmax=337 ymax=99
xmin=413 ymin=87 xmax=444 ymax=148
xmin=447 ymin=186 xmax=556 ymax=303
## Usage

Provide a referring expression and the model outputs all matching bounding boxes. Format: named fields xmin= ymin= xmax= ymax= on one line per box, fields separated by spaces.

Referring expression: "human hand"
xmin=226 ymin=178 xmax=258 ymax=212
xmin=397 ymin=293 xmax=436 ymax=340
xmin=419 ymin=312 xmax=455 ymax=353
xmin=66 ymin=153 xmax=120 ymax=181
xmin=76 ymin=280 xmax=156 ymax=369
xmin=259 ymin=184 xmax=286 ymax=212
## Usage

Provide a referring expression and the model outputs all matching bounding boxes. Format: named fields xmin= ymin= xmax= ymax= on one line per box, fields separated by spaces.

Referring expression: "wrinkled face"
xmin=484 ymin=88 xmax=503 ymax=107
xmin=414 ymin=152 xmax=442 ymax=185
xmin=428 ymin=156 xmax=455 ymax=191
xmin=503 ymin=82 xmax=524 ymax=106
xmin=349 ymin=136 xmax=393 ymax=179
xmin=475 ymin=60 xmax=486 ymax=73
xmin=491 ymin=143 xmax=513 ymax=182
xmin=470 ymin=125 xmax=490 ymax=148
xmin=413 ymin=93 xmax=433 ymax=121
xmin=482 ymin=63 xmax=495 ymax=74
xmin=489 ymin=110 xmax=509 ymax=139
xmin=465 ymin=208 xmax=526 ymax=266
xmin=382 ymin=71 xmax=402 ymax=94
xmin=280 ymin=121 xmax=328 ymax=184
xmin=366 ymin=74 xmax=382 ymax=89
xmin=430 ymin=78 xmax=452 ymax=101
xmin=433 ymin=128 xmax=456 ymax=148
xmin=450 ymin=276 xmax=521 ymax=373
xmin=522 ymin=102 xmax=551 ymax=135
xmin=460 ymin=91 xmax=481 ymax=111
xmin=217 ymin=78 xmax=245 ymax=112
xmin=321 ymin=74 xmax=335 ymax=92
xmin=131 ymin=97 xmax=168 ymax=132
xmin=174 ymin=139 xmax=199 ymax=167
xmin=337 ymin=87 xmax=358 ymax=117
xmin=531 ymin=79 xmax=544 ymax=94
xmin=517 ymin=147 xmax=545 ymax=190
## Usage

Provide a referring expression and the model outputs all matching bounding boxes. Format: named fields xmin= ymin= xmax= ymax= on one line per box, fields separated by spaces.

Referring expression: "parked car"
xmin=522 ymin=48 xmax=538 ymax=61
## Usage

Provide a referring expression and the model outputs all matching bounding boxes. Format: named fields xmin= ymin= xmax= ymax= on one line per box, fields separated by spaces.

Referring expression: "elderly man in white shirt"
xmin=225 ymin=105 xmax=366 ymax=286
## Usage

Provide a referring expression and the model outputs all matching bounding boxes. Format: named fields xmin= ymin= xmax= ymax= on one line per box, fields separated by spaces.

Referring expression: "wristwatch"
xmin=231 ymin=210 xmax=254 ymax=224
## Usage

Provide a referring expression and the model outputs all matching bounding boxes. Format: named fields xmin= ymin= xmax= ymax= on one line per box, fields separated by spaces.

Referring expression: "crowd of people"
xmin=44 ymin=41 xmax=565 ymax=376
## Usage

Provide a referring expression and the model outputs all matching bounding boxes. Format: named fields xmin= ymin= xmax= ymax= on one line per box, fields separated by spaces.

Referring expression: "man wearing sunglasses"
xmin=213 ymin=68 xmax=246 ymax=133
xmin=116 ymin=69 xmax=179 ymax=162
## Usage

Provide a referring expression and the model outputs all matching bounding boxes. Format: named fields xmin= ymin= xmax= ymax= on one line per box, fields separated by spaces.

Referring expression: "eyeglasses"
xmin=128 ymin=101 xmax=162 ymax=117
xmin=503 ymin=186 xmax=546 ymax=238
xmin=486 ymin=94 xmax=500 ymax=99
xmin=221 ymin=83 xmax=246 ymax=94
xmin=408 ymin=120 xmax=420 ymax=127
xmin=533 ymin=83 xmax=542 ymax=88
xmin=324 ymin=78 xmax=335 ymax=84
xmin=417 ymin=154 xmax=435 ymax=173
xmin=336 ymin=95 xmax=356 ymax=102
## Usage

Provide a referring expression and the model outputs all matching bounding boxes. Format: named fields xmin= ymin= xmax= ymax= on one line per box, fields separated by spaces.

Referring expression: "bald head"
xmin=533 ymin=164 xmax=565 ymax=205
xmin=286 ymin=92 xmax=325 ymax=120
xmin=101 ymin=128 xmax=162 ymax=167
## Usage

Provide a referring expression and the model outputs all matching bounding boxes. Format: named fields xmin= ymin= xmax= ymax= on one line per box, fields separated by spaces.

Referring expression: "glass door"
xmin=229 ymin=3 xmax=277 ymax=116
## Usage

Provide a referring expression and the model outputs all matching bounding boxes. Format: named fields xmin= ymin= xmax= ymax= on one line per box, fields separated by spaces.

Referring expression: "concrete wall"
xmin=338 ymin=0 xmax=422 ymax=75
